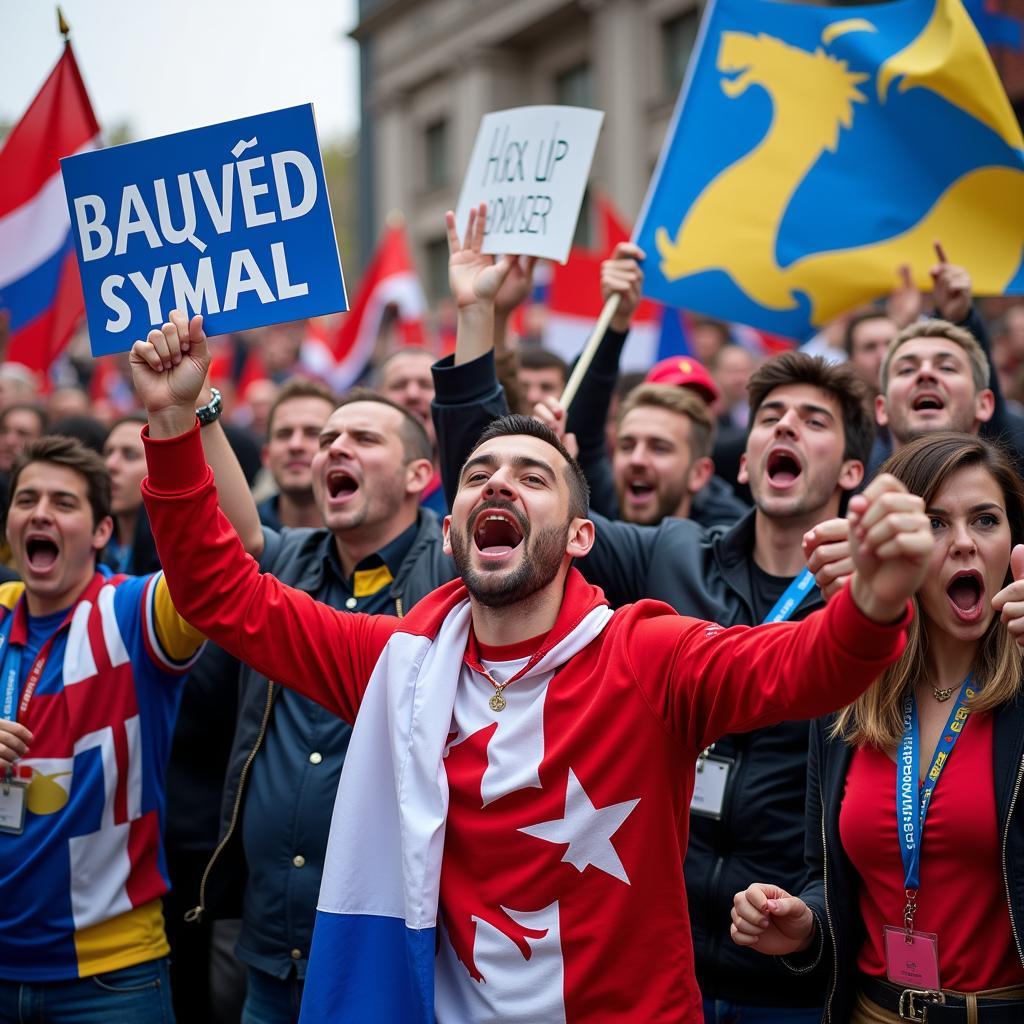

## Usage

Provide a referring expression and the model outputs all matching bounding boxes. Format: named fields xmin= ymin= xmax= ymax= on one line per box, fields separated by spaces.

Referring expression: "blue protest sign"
xmin=61 ymin=104 xmax=347 ymax=356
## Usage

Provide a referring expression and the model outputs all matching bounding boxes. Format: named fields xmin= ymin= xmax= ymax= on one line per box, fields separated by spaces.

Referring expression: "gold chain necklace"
xmin=932 ymin=685 xmax=955 ymax=702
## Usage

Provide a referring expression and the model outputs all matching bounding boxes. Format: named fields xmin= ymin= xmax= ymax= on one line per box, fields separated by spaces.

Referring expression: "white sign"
xmin=455 ymin=105 xmax=604 ymax=264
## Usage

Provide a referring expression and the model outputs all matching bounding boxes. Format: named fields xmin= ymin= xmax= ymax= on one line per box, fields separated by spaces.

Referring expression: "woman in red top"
xmin=730 ymin=432 xmax=1024 ymax=1023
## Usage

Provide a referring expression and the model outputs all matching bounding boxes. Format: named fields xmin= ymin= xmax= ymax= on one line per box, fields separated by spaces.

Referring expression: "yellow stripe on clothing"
xmin=353 ymin=564 xmax=393 ymax=598
xmin=0 ymin=581 xmax=24 ymax=612
xmin=74 ymin=900 xmax=169 ymax=977
xmin=153 ymin=573 xmax=204 ymax=663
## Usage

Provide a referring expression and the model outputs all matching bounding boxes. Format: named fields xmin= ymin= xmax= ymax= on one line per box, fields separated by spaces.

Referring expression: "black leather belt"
xmin=861 ymin=976 xmax=1024 ymax=1022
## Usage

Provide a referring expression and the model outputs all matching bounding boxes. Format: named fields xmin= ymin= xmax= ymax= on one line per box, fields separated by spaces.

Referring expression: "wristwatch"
xmin=196 ymin=386 xmax=223 ymax=426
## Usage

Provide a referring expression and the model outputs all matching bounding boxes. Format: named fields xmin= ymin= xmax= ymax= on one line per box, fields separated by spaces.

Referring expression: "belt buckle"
xmin=898 ymin=989 xmax=945 ymax=1021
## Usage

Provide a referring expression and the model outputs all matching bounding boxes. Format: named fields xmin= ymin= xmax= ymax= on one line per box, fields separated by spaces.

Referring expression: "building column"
xmin=590 ymin=0 xmax=647 ymax=221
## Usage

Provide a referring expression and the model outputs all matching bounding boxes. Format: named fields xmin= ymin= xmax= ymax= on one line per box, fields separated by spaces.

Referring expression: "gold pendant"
xmin=488 ymin=692 xmax=507 ymax=712
xmin=932 ymin=686 xmax=954 ymax=702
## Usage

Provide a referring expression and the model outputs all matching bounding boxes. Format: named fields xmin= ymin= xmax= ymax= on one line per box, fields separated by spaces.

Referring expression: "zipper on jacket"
xmin=1002 ymin=751 xmax=1024 ymax=967
xmin=185 ymin=680 xmax=276 ymax=924
xmin=395 ymin=597 xmax=403 ymax=618
xmin=821 ymin=794 xmax=839 ymax=1022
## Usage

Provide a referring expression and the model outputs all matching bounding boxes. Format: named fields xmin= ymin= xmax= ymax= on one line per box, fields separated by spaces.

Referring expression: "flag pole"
xmin=558 ymin=292 xmax=620 ymax=411
xmin=57 ymin=6 xmax=70 ymax=40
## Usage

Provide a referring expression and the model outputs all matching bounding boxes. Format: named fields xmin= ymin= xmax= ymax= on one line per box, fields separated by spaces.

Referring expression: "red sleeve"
xmin=141 ymin=422 xmax=395 ymax=723
xmin=627 ymin=585 xmax=911 ymax=753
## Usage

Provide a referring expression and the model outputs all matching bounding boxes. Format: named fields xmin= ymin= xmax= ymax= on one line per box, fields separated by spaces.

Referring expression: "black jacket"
xmin=788 ymin=697 xmax=1024 ymax=1022
xmin=432 ymin=349 xmax=826 ymax=1005
xmin=188 ymin=510 xmax=454 ymax=924
xmin=565 ymin=326 xmax=749 ymax=530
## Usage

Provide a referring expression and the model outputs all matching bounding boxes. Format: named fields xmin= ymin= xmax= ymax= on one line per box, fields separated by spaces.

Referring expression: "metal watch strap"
xmin=196 ymin=386 xmax=223 ymax=426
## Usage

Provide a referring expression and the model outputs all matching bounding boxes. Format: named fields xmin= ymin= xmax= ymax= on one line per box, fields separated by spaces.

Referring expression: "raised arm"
xmin=147 ymin=312 xmax=264 ymax=557
xmin=130 ymin=313 xmax=395 ymax=722
xmin=493 ymin=253 xmax=538 ymax=415
xmin=432 ymin=204 xmax=517 ymax=507
xmin=636 ymin=473 xmax=930 ymax=748
xmin=564 ymin=242 xmax=645 ymax=518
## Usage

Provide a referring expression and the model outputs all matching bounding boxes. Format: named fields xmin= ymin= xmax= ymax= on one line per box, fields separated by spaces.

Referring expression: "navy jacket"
xmin=186 ymin=511 xmax=455 ymax=975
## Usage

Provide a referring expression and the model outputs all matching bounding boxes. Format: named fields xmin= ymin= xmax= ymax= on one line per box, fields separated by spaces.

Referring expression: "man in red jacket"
xmin=131 ymin=313 xmax=931 ymax=1024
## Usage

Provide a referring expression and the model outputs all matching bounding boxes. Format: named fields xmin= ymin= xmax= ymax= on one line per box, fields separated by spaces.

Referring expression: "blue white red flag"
xmin=298 ymin=578 xmax=612 ymax=1023
xmin=0 ymin=44 xmax=100 ymax=374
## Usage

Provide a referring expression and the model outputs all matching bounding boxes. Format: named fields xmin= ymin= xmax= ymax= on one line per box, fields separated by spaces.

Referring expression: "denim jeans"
xmin=703 ymin=998 xmax=823 ymax=1024
xmin=241 ymin=967 xmax=304 ymax=1024
xmin=0 ymin=957 xmax=174 ymax=1024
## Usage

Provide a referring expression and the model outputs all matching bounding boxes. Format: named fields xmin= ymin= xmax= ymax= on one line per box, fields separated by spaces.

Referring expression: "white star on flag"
xmin=519 ymin=769 xmax=639 ymax=884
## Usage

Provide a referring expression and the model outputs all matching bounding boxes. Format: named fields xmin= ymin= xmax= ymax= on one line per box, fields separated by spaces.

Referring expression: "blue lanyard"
xmin=0 ymin=615 xmax=18 ymax=723
xmin=762 ymin=567 xmax=815 ymax=624
xmin=896 ymin=677 xmax=974 ymax=892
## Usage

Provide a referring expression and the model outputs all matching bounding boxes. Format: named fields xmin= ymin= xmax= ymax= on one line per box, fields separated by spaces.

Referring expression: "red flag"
xmin=542 ymin=194 xmax=661 ymax=369
xmin=322 ymin=222 xmax=427 ymax=391
xmin=0 ymin=43 xmax=101 ymax=375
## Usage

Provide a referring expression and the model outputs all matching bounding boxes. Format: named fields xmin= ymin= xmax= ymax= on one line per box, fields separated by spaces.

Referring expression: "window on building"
xmin=662 ymin=9 xmax=699 ymax=98
xmin=554 ymin=63 xmax=593 ymax=109
xmin=424 ymin=237 xmax=450 ymax=304
xmin=424 ymin=119 xmax=449 ymax=191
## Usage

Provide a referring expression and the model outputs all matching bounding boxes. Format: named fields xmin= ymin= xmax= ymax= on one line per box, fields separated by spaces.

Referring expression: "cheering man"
xmin=132 ymin=309 xmax=930 ymax=1023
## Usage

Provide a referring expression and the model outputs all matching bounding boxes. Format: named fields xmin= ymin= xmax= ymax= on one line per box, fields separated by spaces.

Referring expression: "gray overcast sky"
xmin=1 ymin=0 xmax=361 ymax=143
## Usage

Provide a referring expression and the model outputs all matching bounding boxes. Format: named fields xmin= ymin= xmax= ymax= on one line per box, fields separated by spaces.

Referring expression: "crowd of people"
xmin=1 ymin=204 xmax=1024 ymax=1024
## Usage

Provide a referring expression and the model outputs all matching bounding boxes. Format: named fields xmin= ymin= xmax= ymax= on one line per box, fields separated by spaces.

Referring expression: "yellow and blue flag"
xmin=635 ymin=0 xmax=1024 ymax=341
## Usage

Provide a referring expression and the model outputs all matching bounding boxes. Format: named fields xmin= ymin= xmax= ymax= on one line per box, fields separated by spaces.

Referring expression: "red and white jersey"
xmin=142 ymin=425 xmax=910 ymax=1022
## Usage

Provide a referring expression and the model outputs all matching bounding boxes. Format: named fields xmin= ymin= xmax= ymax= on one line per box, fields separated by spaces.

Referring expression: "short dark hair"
xmin=465 ymin=415 xmax=589 ymax=519
xmin=518 ymin=347 xmax=569 ymax=383
xmin=614 ymin=371 xmax=646 ymax=403
xmin=0 ymin=402 xmax=48 ymax=435
xmin=267 ymin=378 xmax=338 ymax=436
xmin=49 ymin=415 xmax=109 ymax=455
xmin=843 ymin=309 xmax=893 ymax=357
xmin=107 ymin=412 xmax=149 ymax=435
xmin=747 ymin=351 xmax=874 ymax=465
xmin=335 ymin=388 xmax=434 ymax=463
xmin=8 ymin=435 xmax=112 ymax=527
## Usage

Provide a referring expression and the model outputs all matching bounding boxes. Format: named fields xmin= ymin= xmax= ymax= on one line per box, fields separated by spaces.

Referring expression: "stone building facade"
xmin=352 ymin=0 xmax=1024 ymax=299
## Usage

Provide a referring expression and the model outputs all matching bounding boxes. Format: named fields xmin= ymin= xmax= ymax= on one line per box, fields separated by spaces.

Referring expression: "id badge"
xmin=883 ymin=925 xmax=941 ymax=990
xmin=0 ymin=778 xmax=27 ymax=835
xmin=691 ymin=755 xmax=733 ymax=819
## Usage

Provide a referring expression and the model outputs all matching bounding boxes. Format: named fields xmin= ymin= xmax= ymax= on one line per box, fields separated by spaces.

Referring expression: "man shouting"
xmin=131 ymin=312 xmax=930 ymax=1023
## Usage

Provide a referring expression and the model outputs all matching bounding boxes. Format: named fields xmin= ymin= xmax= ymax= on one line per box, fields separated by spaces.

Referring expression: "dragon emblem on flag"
xmin=637 ymin=0 xmax=1024 ymax=339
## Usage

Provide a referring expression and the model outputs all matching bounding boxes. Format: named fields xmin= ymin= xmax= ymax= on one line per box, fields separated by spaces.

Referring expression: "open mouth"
xmin=946 ymin=570 xmax=984 ymax=622
xmin=473 ymin=508 xmax=525 ymax=558
xmin=26 ymin=537 xmax=59 ymax=571
xmin=627 ymin=479 xmax=655 ymax=499
xmin=326 ymin=469 xmax=358 ymax=500
xmin=766 ymin=449 xmax=802 ymax=487
xmin=912 ymin=393 xmax=944 ymax=412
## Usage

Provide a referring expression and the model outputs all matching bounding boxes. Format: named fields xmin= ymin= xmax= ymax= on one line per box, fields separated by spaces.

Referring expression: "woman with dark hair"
xmin=731 ymin=432 xmax=1024 ymax=1022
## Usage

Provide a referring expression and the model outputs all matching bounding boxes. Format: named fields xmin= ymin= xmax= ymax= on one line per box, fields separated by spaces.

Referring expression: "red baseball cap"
xmin=644 ymin=356 xmax=720 ymax=405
